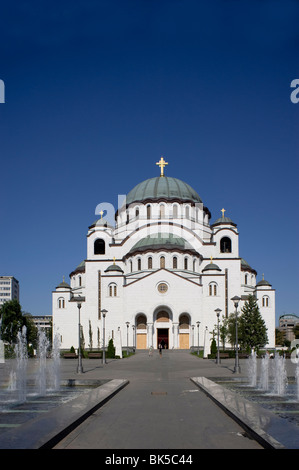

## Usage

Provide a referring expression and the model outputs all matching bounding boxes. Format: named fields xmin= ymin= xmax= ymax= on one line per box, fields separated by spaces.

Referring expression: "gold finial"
xmin=210 ymin=256 xmax=213 ymax=263
xmin=63 ymin=275 xmax=65 ymax=282
xmin=99 ymin=210 xmax=104 ymax=219
xmin=221 ymin=208 xmax=226 ymax=218
xmin=156 ymin=156 xmax=168 ymax=177
xmin=262 ymin=273 xmax=264 ymax=280
xmin=113 ymin=257 xmax=116 ymax=265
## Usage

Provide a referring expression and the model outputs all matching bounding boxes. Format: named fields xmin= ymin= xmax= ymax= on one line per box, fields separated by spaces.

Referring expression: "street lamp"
xmin=192 ymin=325 xmax=195 ymax=349
xmin=77 ymin=301 xmax=83 ymax=374
xmin=126 ymin=322 xmax=130 ymax=356
xmin=215 ymin=308 xmax=222 ymax=365
xmin=196 ymin=321 xmax=200 ymax=356
xmin=101 ymin=309 xmax=108 ymax=365
xmin=231 ymin=296 xmax=241 ymax=373
xmin=132 ymin=325 xmax=135 ymax=351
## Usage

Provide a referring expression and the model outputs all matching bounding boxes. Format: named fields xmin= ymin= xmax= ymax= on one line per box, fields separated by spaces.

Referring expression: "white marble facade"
xmin=52 ymin=161 xmax=275 ymax=351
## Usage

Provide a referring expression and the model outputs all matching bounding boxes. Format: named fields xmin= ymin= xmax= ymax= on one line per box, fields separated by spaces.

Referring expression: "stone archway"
xmin=179 ymin=313 xmax=190 ymax=349
xmin=136 ymin=314 xmax=147 ymax=349
xmin=154 ymin=306 xmax=172 ymax=349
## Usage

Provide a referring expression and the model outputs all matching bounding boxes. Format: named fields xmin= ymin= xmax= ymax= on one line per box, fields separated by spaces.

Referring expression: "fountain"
xmin=14 ymin=325 xmax=28 ymax=402
xmin=49 ymin=331 xmax=61 ymax=391
xmin=36 ymin=327 xmax=49 ymax=395
xmin=247 ymin=350 xmax=257 ymax=387
xmin=272 ymin=354 xmax=288 ymax=396
xmin=259 ymin=352 xmax=270 ymax=392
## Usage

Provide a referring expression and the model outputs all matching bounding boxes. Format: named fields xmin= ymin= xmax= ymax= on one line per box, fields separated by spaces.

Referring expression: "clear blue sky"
xmin=0 ymin=0 xmax=298 ymax=325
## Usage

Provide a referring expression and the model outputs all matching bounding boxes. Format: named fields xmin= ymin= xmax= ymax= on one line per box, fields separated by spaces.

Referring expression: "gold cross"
xmin=99 ymin=210 xmax=104 ymax=219
xmin=221 ymin=208 xmax=226 ymax=218
xmin=210 ymin=256 xmax=213 ymax=263
xmin=113 ymin=257 xmax=116 ymax=265
xmin=156 ymin=156 xmax=168 ymax=177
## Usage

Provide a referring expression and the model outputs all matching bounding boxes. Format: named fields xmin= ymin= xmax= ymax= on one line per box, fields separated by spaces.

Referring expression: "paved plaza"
xmin=1 ymin=350 xmax=298 ymax=450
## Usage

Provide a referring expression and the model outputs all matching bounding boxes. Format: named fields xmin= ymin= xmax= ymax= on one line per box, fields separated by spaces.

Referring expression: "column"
xmin=173 ymin=322 xmax=179 ymax=349
xmin=147 ymin=322 xmax=153 ymax=348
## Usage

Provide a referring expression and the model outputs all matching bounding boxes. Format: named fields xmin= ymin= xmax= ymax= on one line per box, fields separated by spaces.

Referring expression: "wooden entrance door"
xmin=179 ymin=333 xmax=189 ymax=349
xmin=136 ymin=333 xmax=147 ymax=349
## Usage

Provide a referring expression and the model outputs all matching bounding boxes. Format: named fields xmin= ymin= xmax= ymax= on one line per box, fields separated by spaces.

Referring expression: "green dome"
xmin=126 ymin=176 xmax=202 ymax=205
xmin=202 ymin=262 xmax=221 ymax=272
xmin=105 ymin=264 xmax=124 ymax=273
xmin=127 ymin=233 xmax=197 ymax=256
xmin=212 ymin=216 xmax=236 ymax=227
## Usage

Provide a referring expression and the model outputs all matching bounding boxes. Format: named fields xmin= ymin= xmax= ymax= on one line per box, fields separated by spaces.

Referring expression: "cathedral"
xmin=52 ymin=158 xmax=275 ymax=352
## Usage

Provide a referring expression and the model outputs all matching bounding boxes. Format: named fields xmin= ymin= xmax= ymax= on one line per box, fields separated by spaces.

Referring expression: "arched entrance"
xmin=155 ymin=309 xmax=170 ymax=349
xmin=136 ymin=314 xmax=147 ymax=349
xmin=179 ymin=314 xmax=190 ymax=349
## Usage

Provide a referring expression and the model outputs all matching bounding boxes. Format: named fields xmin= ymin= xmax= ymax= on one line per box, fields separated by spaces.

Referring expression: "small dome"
xmin=256 ymin=277 xmax=272 ymax=287
xmin=212 ymin=210 xmax=236 ymax=227
xmin=126 ymin=176 xmax=202 ymax=206
xmin=56 ymin=277 xmax=71 ymax=289
xmin=202 ymin=261 xmax=221 ymax=272
xmin=89 ymin=218 xmax=113 ymax=229
xmin=105 ymin=264 xmax=124 ymax=273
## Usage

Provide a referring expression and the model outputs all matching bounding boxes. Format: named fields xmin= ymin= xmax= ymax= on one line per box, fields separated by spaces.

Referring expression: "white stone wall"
xmin=52 ymin=193 xmax=276 ymax=351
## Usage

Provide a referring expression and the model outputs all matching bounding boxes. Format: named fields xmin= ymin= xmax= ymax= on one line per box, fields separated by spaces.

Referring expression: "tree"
xmin=219 ymin=316 xmax=229 ymax=350
xmin=0 ymin=301 xmax=38 ymax=347
xmin=88 ymin=320 xmax=93 ymax=351
xmin=107 ymin=338 xmax=115 ymax=358
xmin=226 ymin=312 xmax=243 ymax=348
xmin=239 ymin=295 xmax=268 ymax=351
xmin=0 ymin=300 xmax=26 ymax=344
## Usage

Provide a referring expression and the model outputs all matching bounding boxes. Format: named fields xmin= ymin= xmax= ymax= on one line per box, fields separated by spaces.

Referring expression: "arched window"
xmin=220 ymin=237 xmax=232 ymax=253
xmin=137 ymin=258 xmax=141 ymax=271
xmin=148 ymin=257 xmax=152 ymax=269
xmin=94 ymin=238 xmax=105 ymax=255
xmin=147 ymin=205 xmax=151 ymax=219
xmin=184 ymin=257 xmax=188 ymax=270
xmin=173 ymin=256 xmax=178 ymax=269
xmin=245 ymin=274 xmax=248 ymax=285
xmin=109 ymin=283 xmax=117 ymax=297
xmin=185 ymin=206 xmax=190 ymax=219
xmin=262 ymin=296 xmax=269 ymax=307
xmin=136 ymin=314 xmax=147 ymax=329
xmin=130 ymin=260 xmax=133 ymax=273
xmin=160 ymin=256 xmax=165 ymax=269
xmin=156 ymin=311 xmax=169 ymax=322
xmin=135 ymin=207 xmax=139 ymax=218
xmin=179 ymin=314 xmax=190 ymax=330
xmin=78 ymin=276 xmax=82 ymax=287
xmin=193 ymin=259 xmax=196 ymax=272
xmin=173 ymin=204 xmax=178 ymax=218
xmin=58 ymin=297 xmax=65 ymax=308
xmin=159 ymin=204 xmax=165 ymax=218
xmin=209 ymin=282 xmax=217 ymax=296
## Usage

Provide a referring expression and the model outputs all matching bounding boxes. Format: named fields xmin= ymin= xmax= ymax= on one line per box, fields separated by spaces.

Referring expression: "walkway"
xmin=54 ymin=350 xmax=263 ymax=449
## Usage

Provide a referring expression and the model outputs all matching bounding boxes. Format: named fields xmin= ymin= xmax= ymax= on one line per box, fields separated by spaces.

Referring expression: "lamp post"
xmin=215 ymin=308 xmax=222 ymax=365
xmin=126 ymin=321 xmax=130 ymax=356
xmin=231 ymin=296 xmax=241 ymax=374
xmin=101 ymin=309 xmax=108 ymax=365
xmin=192 ymin=324 xmax=195 ymax=349
xmin=196 ymin=321 xmax=200 ymax=356
xmin=132 ymin=325 xmax=135 ymax=351
xmin=77 ymin=301 xmax=83 ymax=374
